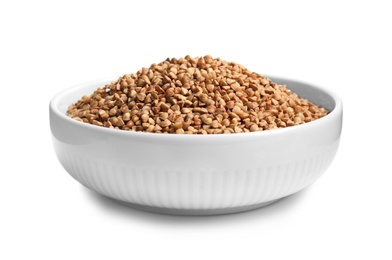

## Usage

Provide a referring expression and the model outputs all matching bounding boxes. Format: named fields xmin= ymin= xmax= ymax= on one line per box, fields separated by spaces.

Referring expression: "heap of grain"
xmin=67 ymin=55 xmax=327 ymax=134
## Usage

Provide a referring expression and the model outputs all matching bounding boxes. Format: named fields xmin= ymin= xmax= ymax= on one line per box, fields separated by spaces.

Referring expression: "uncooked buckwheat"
xmin=67 ymin=55 xmax=328 ymax=134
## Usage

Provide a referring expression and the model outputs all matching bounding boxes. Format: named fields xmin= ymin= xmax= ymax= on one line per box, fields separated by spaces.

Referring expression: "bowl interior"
xmin=270 ymin=77 xmax=336 ymax=112
xmin=57 ymin=79 xmax=113 ymax=115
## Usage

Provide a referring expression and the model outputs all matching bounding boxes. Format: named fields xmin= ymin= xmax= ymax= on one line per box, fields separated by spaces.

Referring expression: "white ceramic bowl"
xmin=50 ymin=76 xmax=342 ymax=215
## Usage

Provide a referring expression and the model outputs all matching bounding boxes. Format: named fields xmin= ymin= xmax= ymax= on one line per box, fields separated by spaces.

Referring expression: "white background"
xmin=1 ymin=0 xmax=391 ymax=259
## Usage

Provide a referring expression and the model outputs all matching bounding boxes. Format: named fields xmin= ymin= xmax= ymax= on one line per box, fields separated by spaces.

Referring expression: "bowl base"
xmin=113 ymin=198 xmax=282 ymax=216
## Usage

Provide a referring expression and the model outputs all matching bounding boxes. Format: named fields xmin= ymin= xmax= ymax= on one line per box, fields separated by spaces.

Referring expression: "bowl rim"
xmin=50 ymin=76 xmax=343 ymax=140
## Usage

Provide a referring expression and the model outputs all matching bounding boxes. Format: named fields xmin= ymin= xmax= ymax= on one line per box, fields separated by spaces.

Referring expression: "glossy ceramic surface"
xmin=50 ymin=76 xmax=342 ymax=215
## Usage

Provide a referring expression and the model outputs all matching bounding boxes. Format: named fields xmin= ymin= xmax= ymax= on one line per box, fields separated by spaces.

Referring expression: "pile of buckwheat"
xmin=67 ymin=55 xmax=328 ymax=134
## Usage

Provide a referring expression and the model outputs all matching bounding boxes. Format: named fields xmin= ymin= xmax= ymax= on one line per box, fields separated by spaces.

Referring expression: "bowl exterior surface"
xmin=50 ymin=78 xmax=342 ymax=212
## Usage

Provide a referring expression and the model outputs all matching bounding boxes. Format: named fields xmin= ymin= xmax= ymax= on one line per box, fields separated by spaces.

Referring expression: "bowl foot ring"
xmin=112 ymin=198 xmax=283 ymax=216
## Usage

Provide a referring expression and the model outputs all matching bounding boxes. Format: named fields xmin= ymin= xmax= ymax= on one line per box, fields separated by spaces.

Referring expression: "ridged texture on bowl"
xmin=50 ymin=77 xmax=342 ymax=212
xmin=53 ymin=140 xmax=339 ymax=209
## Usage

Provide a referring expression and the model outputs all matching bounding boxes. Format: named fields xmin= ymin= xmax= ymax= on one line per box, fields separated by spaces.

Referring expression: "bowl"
xmin=50 ymin=76 xmax=343 ymax=215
